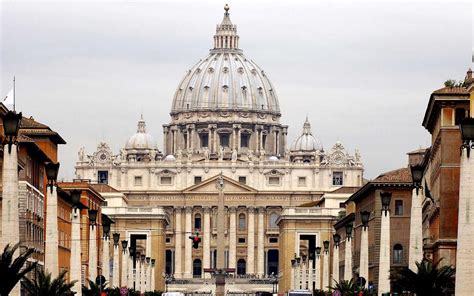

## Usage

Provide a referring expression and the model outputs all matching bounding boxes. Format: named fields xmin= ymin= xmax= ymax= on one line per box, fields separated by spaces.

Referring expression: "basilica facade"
xmin=75 ymin=5 xmax=364 ymax=292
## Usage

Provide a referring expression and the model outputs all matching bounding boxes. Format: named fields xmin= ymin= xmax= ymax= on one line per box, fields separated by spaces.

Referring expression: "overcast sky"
xmin=1 ymin=0 xmax=472 ymax=180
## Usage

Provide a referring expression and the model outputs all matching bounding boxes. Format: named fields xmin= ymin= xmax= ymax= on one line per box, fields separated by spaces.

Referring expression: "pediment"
xmin=183 ymin=174 xmax=257 ymax=193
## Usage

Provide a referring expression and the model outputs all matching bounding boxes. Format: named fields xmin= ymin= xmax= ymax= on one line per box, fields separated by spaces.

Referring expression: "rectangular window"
xmin=219 ymin=134 xmax=230 ymax=147
xmin=240 ymin=134 xmax=250 ymax=148
xmin=262 ymin=134 xmax=267 ymax=149
xmin=200 ymin=134 xmax=209 ymax=148
xmin=269 ymin=237 xmax=278 ymax=243
xmin=268 ymin=176 xmax=280 ymax=185
xmin=298 ymin=177 xmax=307 ymax=187
xmin=160 ymin=176 xmax=172 ymax=185
xmin=134 ymin=176 xmax=142 ymax=186
xmin=194 ymin=176 xmax=202 ymax=184
xmin=98 ymin=171 xmax=108 ymax=184
xmin=395 ymin=200 xmax=404 ymax=216
xmin=166 ymin=237 xmax=171 ymax=243
xmin=333 ymin=172 xmax=343 ymax=185
xmin=238 ymin=237 xmax=246 ymax=244
xmin=239 ymin=176 xmax=247 ymax=184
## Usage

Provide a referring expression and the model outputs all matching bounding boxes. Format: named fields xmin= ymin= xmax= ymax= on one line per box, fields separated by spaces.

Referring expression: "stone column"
xmin=140 ymin=257 xmax=146 ymax=293
xmin=308 ymin=260 xmax=313 ymax=290
xmin=146 ymin=258 xmax=151 ymax=291
xmin=257 ymin=207 xmax=265 ymax=277
xmin=184 ymin=207 xmax=193 ymax=278
xmin=378 ymin=210 xmax=391 ymax=295
xmin=315 ymin=255 xmax=321 ymax=290
xmin=456 ymin=147 xmax=474 ymax=295
xmin=45 ymin=185 xmax=59 ymax=277
xmin=121 ymin=247 xmax=128 ymax=287
xmin=128 ymin=253 xmax=134 ymax=288
xmin=203 ymin=207 xmax=211 ymax=278
xmin=409 ymin=188 xmax=423 ymax=271
xmin=290 ymin=264 xmax=295 ymax=290
xmin=102 ymin=236 xmax=110 ymax=283
xmin=0 ymin=143 xmax=19 ymax=296
xmin=135 ymin=256 xmax=141 ymax=292
xmin=174 ymin=207 xmax=183 ymax=278
xmin=343 ymin=237 xmax=352 ymax=281
xmin=208 ymin=128 xmax=213 ymax=154
xmin=71 ymin=208 xmax=82 ymax=296
xmin=228 ymin=207 xmax=237 ymax=270
xmin=360 ymin=226 xmax=369 ymax=288
xmin=323 ymin=250 xmax=330 ymax=291
xmin=247 ymin=207 xmax=255 ymax=274
xmin=112 ymin=240 xmax=120 ymax=287
xmin=332 ymin=243 xmax=339 ymax=284
xmin=89 ymin=225 xmax=98 ymax=281
xmin=301 ymin=261 xmax=307 ymax=289
xmin=151 ymin=260 xmax=156 ymax=291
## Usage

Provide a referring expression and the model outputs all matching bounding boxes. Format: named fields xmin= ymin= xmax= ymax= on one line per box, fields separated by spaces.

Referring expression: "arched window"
xmin=269 ymin=212 xmax=279 ymax=228
xmin=393 ymin=244 xmax=403 ymax=264
xmin=193 ymin=259 xmax=202 ymax=278
xmin=194 ymin=213 xmax=201 ymax=230
xmin=239 ymin=213 xmax=246 ymax=230
xmin=237 ymin=259 xmax=246 ymax=275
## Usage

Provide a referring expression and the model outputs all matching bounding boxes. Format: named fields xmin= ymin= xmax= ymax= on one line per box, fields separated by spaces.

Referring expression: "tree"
xmin=23 ymin=269 xmax=76 ymax=296
xmin=82 ymin=279 xmax=107 ymax=296
xmin=329 ymin=279 xmax=375 ymax=296
xmin=0 ymin=243 xmax=37 ymax=296
xmin=390 ymin=258 xmax=455 ymax=296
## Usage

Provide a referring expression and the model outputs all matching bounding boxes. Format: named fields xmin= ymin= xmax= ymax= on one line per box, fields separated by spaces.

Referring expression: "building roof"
xmin=20 ymin=116 xmax=66 ymax=144
xmin=347 ymin=167 xmax=412 ymax=203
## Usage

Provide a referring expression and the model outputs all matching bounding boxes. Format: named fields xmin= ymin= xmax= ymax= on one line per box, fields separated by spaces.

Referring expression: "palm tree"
xmin=0 ymin=243 xmax=37 ymax=296
xmin=330 ymin=279 xmax=358 ymax=296
xmin=23 ymin=269 xmax=76 ymax=296
xmin=82 ymin=279 xmax=107 ymax=296
xmin=390 ymin=258 xmax=455 ymax=296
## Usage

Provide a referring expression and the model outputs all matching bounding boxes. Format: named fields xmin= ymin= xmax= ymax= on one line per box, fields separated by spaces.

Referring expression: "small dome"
xmin=291 ymin=117 xmax=323 ymax=152
xmin=125 ymin=116 xmax=157 ymax=150
xmin=163 ymin=155 xmax=176 ymax=161
xmin=268 ymin=156 xmax=279 ymax=162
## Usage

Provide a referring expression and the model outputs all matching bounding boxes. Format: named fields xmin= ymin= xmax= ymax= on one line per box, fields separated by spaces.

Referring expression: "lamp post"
xmin=112 ymin=233 xmax=120 ymax=287
xmin=322 ymin=240 xmax=330 ymax=291
xmin=136 ymin=252 xmax=141 ymax=292
xmin=455 ymin=117 xmax=474 ymax=295
xmin=101 ymin=218 xmax=111 ymax=283
xmin=359 ymin=210 xmax=370 ymax=288
xmin=409 ymin=164 xmax=424 ymax=271
xmin=121 ymin=240 xmax=128 ymax=288
xmin=332 ymin=233 xmax=341 ymax=284
xmin=44 ymin=162 xmax=60 ymax=278
xmin=378 ymin=191 xmax=392 ymax=296
xmin=291 ymin=253 xmax=301 ymax=290
xmin=344 ymin=223 xmax=353 ymax=281
xmin=70 ymin=190 xmax=83 ymax=295
xmin=88 ymin=209 xmax=98 ymax=282
xmin=315 ymin=247 xmax=321 ymax=290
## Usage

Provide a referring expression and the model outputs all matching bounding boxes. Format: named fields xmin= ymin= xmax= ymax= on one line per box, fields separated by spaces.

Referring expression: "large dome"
xmin=291 ymin=117 xmax=323 ymax=152
xmin=171 ymin=6 xmax=280 ymax=116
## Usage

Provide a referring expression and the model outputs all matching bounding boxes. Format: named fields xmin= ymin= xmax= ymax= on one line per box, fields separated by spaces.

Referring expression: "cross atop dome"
xmin=213 ymin=4 xmax=240 ymax=51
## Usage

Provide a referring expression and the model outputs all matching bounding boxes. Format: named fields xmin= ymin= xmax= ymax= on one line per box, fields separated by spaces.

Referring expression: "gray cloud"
xmin=1 ymin=0 xmax=471 ymax=180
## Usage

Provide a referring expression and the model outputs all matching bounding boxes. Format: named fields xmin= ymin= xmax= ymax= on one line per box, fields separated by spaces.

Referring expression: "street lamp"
xmin=45 ymin=162 xmax=60 ymax=193
xmin=333 ymin=233 xmax=341 ymax=247
xmin=410 ymin=164 xmax=424 ymax=194
xmin=113 ymin=233 xmax=120 ymax=246
xmin=141 ymin=254 xmax=146 ymax=262
xmin=323 ymin=240 xmax=330 ymax=254
xmin=345 ymin=223 xmax=353 ymax=240
xmin=102 ymin=221 xmax=111 ymax=239
xmin=70 ymin=189 xmax=82 ymax=207
xmin=1 ymin=110 xmax=22 ymax=153
xmin=380 ymin=191 xmax=392 ymax=216
xmin=315 ymin=246 xmax=321 ymax=258
xmin=88 ymin=209 xmax=98 ymax=226
xmin=360 ymin=211 xmax=370 ymax=230
xmin=121 ymin=240 xmax=128 ymax=253
xmin=460 ymin=117 xmax=474 ymax=157
xmin=129 ymin=247 xmax=135 ymax=257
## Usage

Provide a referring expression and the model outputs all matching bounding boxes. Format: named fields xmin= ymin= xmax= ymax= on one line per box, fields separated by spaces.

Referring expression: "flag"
xmin=3 ymin=88 xmax=14 ymax=107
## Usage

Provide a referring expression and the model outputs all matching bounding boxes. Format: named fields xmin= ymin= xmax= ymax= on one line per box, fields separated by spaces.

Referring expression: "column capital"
xmin=228 ymin=206 xmax=237 ymax=213
xmin=185 ymin=207 xmax=193 ymax=214
xmin=175 ymin=206 xmax=183 ymax=213
xmin=233 ymin=124 xmax=242 ymax=129
xmin=247 ymin=206 xmax=256 ymax=213
xmin=203 ymin=206 xmax=212 ymax=214
xmin=208 ymin=124 xmax=217 ymax=129
xmin=257 ymin=207 xmax=266 ymax=214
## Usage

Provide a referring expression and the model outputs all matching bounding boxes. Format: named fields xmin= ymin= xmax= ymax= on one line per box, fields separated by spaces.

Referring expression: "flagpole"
xmin=13 ymin=76 xmax=15 ymax=111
